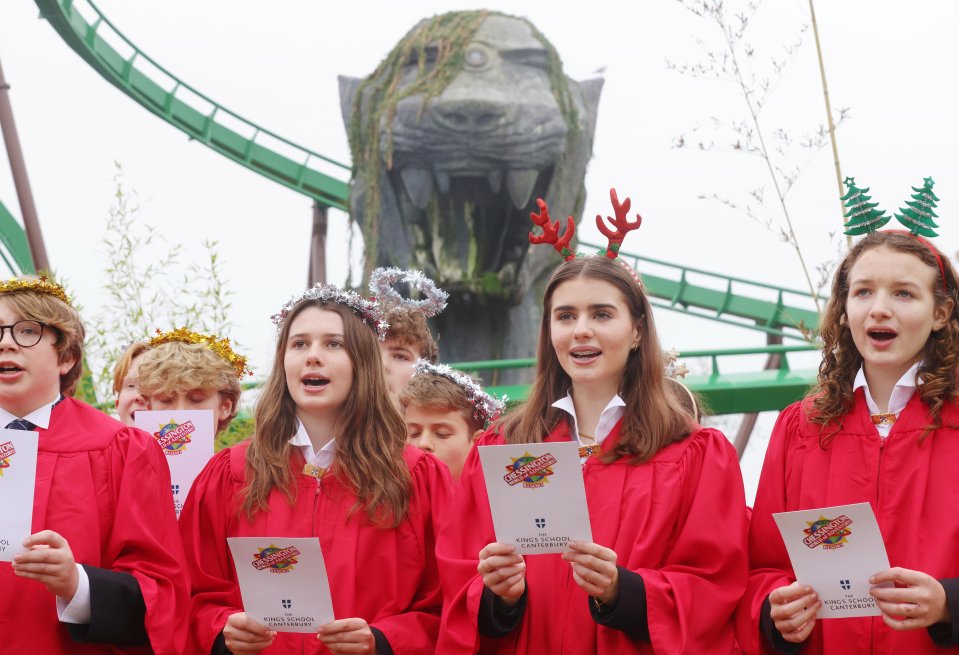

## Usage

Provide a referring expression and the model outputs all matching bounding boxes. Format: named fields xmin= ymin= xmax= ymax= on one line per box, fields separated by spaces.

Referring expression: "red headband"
xmin=886 ymin=230 xmax=948 ymax=293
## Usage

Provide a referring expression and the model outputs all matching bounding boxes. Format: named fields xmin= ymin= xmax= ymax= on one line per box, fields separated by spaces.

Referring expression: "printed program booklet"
xmin=135 ymin=409 xmax=215 ymax=518
xmin=0 ymin=428 xmax=38 ymax=561
xmin=479 ymin=441 xmax=592 ymax=554
xmin=773 ymin=502 xmax=891 ymax=618
xmin=228 ymin=536 xmax=335 ymax=632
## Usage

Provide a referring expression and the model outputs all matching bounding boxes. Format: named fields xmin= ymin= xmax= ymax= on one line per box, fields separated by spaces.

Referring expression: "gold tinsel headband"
xmin=148 ymin=327 xmax=251 ymax=378
xmin=0 ymin=276 xmax=71 ymax=306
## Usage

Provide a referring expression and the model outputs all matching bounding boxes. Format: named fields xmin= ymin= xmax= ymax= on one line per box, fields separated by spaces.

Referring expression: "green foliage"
xmin=216 ymin=413 xmax=254 ymax=451
xmin=84 ymin=163 xmax=238 ymax=406
xmin=346 ymin=10 xmax=579 ymax=280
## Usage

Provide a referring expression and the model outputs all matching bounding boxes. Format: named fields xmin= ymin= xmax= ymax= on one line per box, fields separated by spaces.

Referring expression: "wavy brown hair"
xmin=242 ymin=300 xmax=412 ymax=526
xmin=496 ymin=257 xmax=692 ymax=463
xmin=811 ymin=231 xmax=959 ymax=439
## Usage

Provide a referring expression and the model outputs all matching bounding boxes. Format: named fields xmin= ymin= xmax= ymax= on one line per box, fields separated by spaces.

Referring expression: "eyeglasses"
xmin=0 ymin=320 xmax=46 ymax=347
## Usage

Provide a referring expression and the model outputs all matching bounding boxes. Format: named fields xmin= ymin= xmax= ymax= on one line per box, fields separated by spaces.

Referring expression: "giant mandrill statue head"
xmin=339 ymin=11 xmax=602 ymax=363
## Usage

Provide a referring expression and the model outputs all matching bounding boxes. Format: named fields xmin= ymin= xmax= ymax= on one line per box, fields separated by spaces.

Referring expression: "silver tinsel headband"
xmin=271 ymin=283 xmax=389 ymax=341
xmin=412 ymin=359 xmax=506 ymax=426
xmin=369 ymin=267 xmax=449 ymax=317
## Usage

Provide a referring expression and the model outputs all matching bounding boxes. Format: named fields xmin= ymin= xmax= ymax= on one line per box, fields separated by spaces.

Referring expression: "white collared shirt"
xmin=852 ymin=362 xmax=921 ymax=438
xmin=552 ymin=392 xmax=626 ymax=460
xmin=0 ymin=396 xmax=91 ymax=625
xmin=0 ymin=394 xmax=58 ymax=430
xmin=289 ymin=419 xmax=337 ymax=471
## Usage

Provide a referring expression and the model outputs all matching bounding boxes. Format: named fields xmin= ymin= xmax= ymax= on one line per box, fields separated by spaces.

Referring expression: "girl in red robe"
xmin=179 ymin=286 xmax=451 ymax=655
xmin=436 ymin=191 xmax=749 ymax=654
xmin=738 ymin=230 xmax=959 ymax=654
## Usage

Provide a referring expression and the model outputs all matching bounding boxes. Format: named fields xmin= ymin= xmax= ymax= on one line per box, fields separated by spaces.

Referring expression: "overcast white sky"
xmin=0 ymin=0 xmax=957 ymax=500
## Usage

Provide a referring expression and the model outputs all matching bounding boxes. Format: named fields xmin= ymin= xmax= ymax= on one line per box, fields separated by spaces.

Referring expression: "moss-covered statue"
xmin=339 ymin=11 xmax=602 ymax=369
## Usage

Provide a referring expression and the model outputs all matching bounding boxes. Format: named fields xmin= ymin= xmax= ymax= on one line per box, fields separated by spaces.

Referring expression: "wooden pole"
xmin=0 ymin=55 xmax=49 ymax=272
xmin=808 ymin=0 xmax=850 ymax=249
xmin=308 ymin=203 xmax=327 ymax=285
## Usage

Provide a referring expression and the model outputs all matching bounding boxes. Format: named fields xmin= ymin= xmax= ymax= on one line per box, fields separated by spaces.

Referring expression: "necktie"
xmin=5 ymin=418 xmax=37 ymax=431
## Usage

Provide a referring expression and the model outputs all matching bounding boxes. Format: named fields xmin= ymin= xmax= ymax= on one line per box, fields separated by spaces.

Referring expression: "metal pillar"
xmin=733 ymin=333 xmax=784 ymax=459
xmin=307 ymin=202 xmax=327 ymax=286
xmin=0 ymin=55 xmax=49 ymax=272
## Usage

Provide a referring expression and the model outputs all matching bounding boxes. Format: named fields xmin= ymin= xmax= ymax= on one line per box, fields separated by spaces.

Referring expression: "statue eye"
xmin=465 ymin=46 xmax=488 ymax=68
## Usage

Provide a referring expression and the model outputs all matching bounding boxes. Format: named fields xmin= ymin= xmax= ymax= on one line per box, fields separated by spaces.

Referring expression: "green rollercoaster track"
xmin=30 ymin=0 xmax=824 ymax=413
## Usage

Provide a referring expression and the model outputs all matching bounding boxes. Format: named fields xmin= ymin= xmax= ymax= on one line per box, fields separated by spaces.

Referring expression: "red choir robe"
xmin=738 ymin=391 xmax=959 ymax=654
xmin=437 ymin=420 xmax=749 ymax=654
xmin=0 ymin=397 xmax=188 ymax=654
xmin=180 ymin=440 xmax=451 ymax=655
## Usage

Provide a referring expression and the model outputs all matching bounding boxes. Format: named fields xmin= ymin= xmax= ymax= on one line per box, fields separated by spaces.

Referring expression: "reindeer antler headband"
xmin=842 ymin=176 xmax=946 ymax=290
xmin=529 ymin=188 xmax=645 ymax=289
xmin=529 ymin=188 xmax=642 ymax=262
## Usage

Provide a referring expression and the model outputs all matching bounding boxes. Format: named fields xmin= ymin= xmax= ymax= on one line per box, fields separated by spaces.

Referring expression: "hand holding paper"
xmin=316 ymin=618 xmax=376 ymax=654
xmin=869 ymin=567 xmax=949 ymax=631
xmin=223 ymin=612 xmax=276 ymax=654
xmin=563 ymin=541 xmax=620 ymax=604
xmin=11 ymin=530 xmax=78 ymax=600
xmin=477 ymin=542 xmax=526 ymax=604
xmin=768 ymin=581 xmax=820 ymax=644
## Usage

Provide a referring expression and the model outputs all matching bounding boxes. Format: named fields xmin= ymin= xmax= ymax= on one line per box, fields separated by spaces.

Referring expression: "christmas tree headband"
xmin=411 ymin=359 xmax=506 ymax=427
xmin=148 ymin=327 xmax=251 ymax=378
xmin=0 ymin=276 xmax=71 ymax=306
xmin=271 ymin=283 xmax=389 ymax=341
xmin=368 ymin=267 xmax=449 ymax=317
xmin=842 ymin=176 xmax=946 ymax=290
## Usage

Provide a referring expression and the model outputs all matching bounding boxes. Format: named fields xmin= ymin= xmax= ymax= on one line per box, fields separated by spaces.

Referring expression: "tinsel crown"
xmin=148 ymin=327 xmax=251 ymax=378
xmin=412 ymin=359 xmax=506 ymax=426
xmin=369 ymin=267 xmax=448 ymax=317
xmin=271 ymin=283 xmax=389 ymax=341
xmin=0 ymin=276 xmax=71 ymax=306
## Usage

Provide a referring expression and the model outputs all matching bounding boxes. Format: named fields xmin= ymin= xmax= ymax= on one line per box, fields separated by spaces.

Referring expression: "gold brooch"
xmin=302 ymin=463 xmax=326 ymax=479
xmin=578 ymin=445 xmax=601 ymax=458
xmin=871 ymin=413 xmax=896 ymax=426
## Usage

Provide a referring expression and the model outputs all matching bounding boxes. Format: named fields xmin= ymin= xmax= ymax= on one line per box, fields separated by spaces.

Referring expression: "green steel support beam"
xmin=34 ymin=0 xmax=351 ymax=210
xmin=453 ymin=345 xmax=820 ymax=416
xmin=581 ymin=241 xmax=821 ymax=340
xmin=0 ymin=197 xmax=34 ymax=274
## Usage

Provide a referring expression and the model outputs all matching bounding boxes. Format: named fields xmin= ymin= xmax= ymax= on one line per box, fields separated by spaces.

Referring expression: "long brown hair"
xmin=496 ymin=257 xmax=692 ymax=463
xmin=242 ymin=300 xmax=412 ymax=526
xmin=812 ymin=231 xmax=959 ymax=436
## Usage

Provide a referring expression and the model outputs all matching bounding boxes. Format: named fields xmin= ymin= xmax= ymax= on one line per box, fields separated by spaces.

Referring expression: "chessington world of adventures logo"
xmin=152 ymin=419 xmax=196 ymax=456
xmin=803 ymin=514 xmax=853 ymax=550
xmin=0 ymin=440 xmax=15 ymax=476
xmin=504 ymin=452 xmax=557 ymax=489
xmin=252 ymin=545 xmax=302 ymax=574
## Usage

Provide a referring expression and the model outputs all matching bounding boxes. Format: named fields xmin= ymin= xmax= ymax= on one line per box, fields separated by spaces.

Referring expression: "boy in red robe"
xmin=0 ymin=277 xmax=187 ymax=653
xmin=400 ymin=360 xmax=502 ymax=482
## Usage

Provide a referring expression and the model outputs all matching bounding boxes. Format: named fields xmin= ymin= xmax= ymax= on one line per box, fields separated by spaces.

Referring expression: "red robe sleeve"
xmin=735 ymin=403 xmax=804 ymax=655
xmin=113 ymin=427 xmax=190 ymax=654
xmin=178 ymin=447 xmax=242 ymax=655
xmin=436 ymin=431 xmax=510 ymax=654
xmin=630 ymin=427 xmax=749 ymax=653
xmin=369 ymin=448 xmax=452 ymax=653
